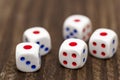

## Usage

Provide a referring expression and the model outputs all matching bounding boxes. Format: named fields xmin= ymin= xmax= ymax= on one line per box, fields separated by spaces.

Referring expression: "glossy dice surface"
xmin=23 ymin=27 xmax=51 ymax=56
xmin=89 ymin=28 xmax=118 ymax=59
xmin=63 ymin=15 xmax=92 ymax=41
xmin=59 ymin=38 xmax=88 ymax=69
xmin=16 ymin=42 xmax=41 ymax=72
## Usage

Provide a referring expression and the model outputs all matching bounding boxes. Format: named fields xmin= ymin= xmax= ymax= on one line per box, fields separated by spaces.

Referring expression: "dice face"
xmin=16 ymin=43 xmax=41 ymax=72
xmin=89 ymin=28 xmax=118 ymax=59
xmin=23 ymin=27 xmax=51 ymax=56
xmin=63 ymin=15 xmax=92 ymax=41
xmin=59 ymin=38 xmax=88 ymax=69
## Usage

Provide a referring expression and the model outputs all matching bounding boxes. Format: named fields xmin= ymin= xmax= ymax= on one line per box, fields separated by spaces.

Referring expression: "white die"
xmin=63 ymin=15 xmax=92 ymax=41
xmin=23 ymin=27 xmax=51 ymax=56
xmin=16 ymin=42 xmax=41 ymax=72
xmin=89 ymin=28 xmax=118 ymax=59
xmin=59 ymin=38 xmax=88 ymax=69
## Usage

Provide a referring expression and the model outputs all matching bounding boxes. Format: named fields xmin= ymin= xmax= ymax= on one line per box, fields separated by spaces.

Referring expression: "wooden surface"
xmin=0 ymin=0 xmax=120 ymax=80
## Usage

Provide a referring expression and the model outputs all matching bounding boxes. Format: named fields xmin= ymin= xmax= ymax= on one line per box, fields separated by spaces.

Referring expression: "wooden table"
xmin=0 ymin=0 xmax=120 ymax=80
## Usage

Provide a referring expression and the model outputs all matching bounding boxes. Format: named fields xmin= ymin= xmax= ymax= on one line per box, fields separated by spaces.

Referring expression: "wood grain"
xmin=0 ymin=0 xmax=120 ymax=80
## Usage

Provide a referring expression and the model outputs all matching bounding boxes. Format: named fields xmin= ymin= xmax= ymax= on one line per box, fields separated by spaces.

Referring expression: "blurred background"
xmin=0 ymin=0 xmax=120 ymax=80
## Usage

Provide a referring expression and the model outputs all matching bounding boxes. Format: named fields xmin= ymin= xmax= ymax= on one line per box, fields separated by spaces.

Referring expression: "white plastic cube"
xmin=16 ymin=42 xmax=41 ymax=72
xmin=23 ymin=27 xmax=51 ymax=56
xmin=89 ymin=28 xmax=118 ymax=59
xmin=63 ymin=15 xmax=92 ymax=41
xmin=59 ymin=38 xmax=88 ymax=69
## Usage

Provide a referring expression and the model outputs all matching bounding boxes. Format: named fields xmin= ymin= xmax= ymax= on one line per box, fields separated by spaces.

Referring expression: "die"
xmin=89 ymin=28 xmax=118 ymax=59
xmin=16 ymin=42 xmax=41 ymax=72
xmin=59 ymin=38 xmax=88 ymax=69
xmin=23 ymin=27 xmax=52 ymax=56
xmin=63 ymin=15 xmax=92 ymax=41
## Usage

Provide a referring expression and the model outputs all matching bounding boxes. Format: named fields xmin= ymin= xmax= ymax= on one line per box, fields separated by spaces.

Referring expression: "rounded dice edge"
xmin=59 ymin=38 xmax=88 ymax=69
